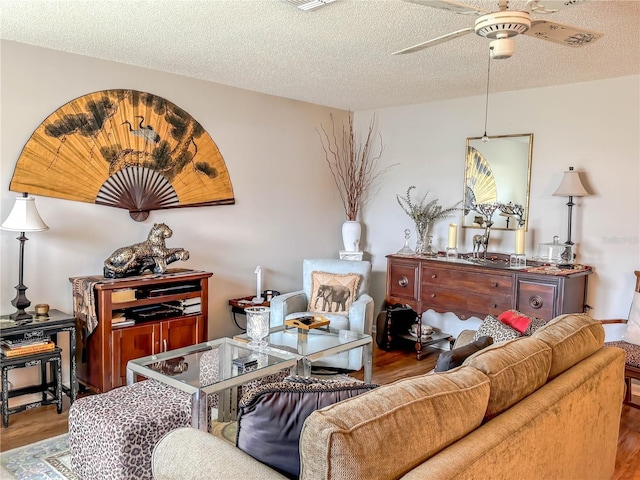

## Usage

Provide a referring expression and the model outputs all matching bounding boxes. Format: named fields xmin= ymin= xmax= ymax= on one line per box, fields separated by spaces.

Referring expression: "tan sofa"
xmin=152 ymin=314 xmax=625 ymax=480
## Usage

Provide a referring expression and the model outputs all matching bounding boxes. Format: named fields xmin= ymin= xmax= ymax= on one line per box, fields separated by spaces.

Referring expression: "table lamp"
xmin=552 ymin=167 xmax=589 ymax=246
xmin=1 ymin=193 xmax=49 ymax=320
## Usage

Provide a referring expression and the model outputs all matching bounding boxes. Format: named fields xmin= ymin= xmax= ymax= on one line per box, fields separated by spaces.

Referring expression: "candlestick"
xmin=447 ymin=223 xmax=458 ymax=249
xmin=253 ymin=266 xmax=264 ymax=303
xmin=515 ymin=228 xmax=525 ymax=255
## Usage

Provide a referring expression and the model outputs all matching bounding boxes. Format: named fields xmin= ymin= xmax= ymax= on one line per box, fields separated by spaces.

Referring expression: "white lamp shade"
xmin=553 ymin=169 xmax=589 ymax=197
xmin=1 ymin=196 xmax=49 ymax=232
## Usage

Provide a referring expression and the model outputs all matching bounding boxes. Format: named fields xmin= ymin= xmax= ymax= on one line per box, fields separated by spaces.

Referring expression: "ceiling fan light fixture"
xmin=282 ymin=0 xmax=336 ymax=11
xmin=474 ymin=11 xmax=531 ymax=39
xmin=490 ymin=37 xmax=515 ymax=59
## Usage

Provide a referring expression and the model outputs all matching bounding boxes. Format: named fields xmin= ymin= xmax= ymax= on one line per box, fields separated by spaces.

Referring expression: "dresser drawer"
xmin=387 ymin=260 xmax=419 ymax=302
xmin=421 ymin=266 xmax=513 ymax=296
xmin=422 ymin=286 xmax=512 ymax=319
xmin=516 ymin=279 xmax=557 ymax=320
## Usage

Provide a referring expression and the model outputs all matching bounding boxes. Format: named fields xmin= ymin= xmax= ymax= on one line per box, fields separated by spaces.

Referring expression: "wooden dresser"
xmin=386 ymin=254 xmax=591 ymax=321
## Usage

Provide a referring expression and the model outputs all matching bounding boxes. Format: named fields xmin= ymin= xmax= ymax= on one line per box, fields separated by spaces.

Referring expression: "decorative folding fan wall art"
xmin=9 ymin=89 xmax=234 ymax=221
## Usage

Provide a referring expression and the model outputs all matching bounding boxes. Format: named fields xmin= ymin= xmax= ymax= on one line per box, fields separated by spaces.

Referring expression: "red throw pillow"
xmin=498 ymin=310 xmax=532 ymax=334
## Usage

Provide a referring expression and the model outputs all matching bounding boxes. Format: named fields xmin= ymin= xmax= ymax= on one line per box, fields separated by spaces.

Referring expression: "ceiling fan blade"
xmin=524 ymin=20 xmax=603 ymax=47
xmin=524 ymin=0 xmax=592 ymax=14
xmin=393 ymin=28 xmax=474 ymax=55
xmin=403 ymin=0 xmax=486 ymax=16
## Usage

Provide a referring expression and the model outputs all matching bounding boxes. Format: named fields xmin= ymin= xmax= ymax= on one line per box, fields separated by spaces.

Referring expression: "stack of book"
xmin=1 ymin=337 xmax=55 ymax=357
xmin=112 ymin=311 xmax=135 ymax=328
xmin=180 ymin=298 xmax=202 ymax=315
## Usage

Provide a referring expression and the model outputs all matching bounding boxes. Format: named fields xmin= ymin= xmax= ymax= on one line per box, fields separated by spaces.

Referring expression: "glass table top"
xmin=235 ymin=326 xmax=372 ymax=361
xmin=126 ymin=337 xmax=298 ymax=394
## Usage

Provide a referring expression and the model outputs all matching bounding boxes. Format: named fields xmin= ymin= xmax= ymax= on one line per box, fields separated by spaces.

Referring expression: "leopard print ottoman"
xmin=68 ymin=379 xmax=191 ymax=480
xmin=68 ymin=368 xmax=292 ymax=479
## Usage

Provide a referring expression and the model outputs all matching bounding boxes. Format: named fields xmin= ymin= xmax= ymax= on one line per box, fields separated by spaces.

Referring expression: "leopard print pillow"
xmin=473 ymin=314 xmax=522 ymax=343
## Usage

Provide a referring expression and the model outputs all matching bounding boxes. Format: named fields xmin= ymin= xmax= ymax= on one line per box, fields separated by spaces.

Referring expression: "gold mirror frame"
xmin=462 ymin=133 xmax=533 ymax=231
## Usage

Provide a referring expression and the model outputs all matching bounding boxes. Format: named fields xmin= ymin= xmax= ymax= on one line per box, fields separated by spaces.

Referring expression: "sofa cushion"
xmin=307 ymin=271 xmax=361 ymax=316
xmin=236 ymin=376 xmax=377 ymax=479
xmin=299 ymin=367 xmax=490 ymax=480
xmin=434 ymin=336 xmax=493 ymax=372
xmin=463 ymin=336 xmax=552 ymax=420
xmin=473 ymin=314 xmax=522 ymax=343
xmin=532 ymin=313 xmax=605 ymax=379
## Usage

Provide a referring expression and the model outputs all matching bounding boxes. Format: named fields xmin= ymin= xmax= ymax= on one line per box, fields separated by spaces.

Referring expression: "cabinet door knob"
xmin=398 ymin=276 xmax=409 ymax=287
xmin=430 ymin=293 xmax=436 ymax=298
xmin=492 ymin=282 xmax=498 ymax=287
xmin=529 ymin=296 xmax=543 ymax=309
xmin=431 ymin=274 xmax=438 ymax=279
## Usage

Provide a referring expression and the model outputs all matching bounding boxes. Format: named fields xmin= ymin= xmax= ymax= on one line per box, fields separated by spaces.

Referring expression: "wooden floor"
xmin=1 ymin=345 xmax=639 ymax=479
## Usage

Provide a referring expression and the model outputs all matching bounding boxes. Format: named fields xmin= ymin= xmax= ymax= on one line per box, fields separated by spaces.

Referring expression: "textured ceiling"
xmin=1 ymin=0 xmax=639 ymax=111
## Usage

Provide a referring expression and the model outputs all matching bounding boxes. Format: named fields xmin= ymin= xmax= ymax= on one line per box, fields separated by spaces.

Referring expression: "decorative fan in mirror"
xmin=9 ymin=89 xmax=234 ymax=221
xmin=463 ymin=146 xmax=497 ymax=223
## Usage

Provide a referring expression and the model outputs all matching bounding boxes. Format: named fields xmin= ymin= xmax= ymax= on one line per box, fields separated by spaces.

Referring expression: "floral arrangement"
xmin=397 ymin=186 xmax=460 ymax=254
xmin=397 ymin=186 xmax=460 ymax=227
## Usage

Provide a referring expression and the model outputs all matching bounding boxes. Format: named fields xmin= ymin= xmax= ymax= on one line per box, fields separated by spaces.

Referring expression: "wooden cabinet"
xmin=72 ymin=270 xmax=212 ymax=393
xmin=386 ymin=254 xmax=590 ymax=321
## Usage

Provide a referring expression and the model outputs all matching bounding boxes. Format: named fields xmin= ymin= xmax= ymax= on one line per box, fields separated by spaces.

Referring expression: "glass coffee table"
xmin=235 ymin=326 xmax=373 ymax=383
xmin=126 ymin=337 xmax=298 ymax=429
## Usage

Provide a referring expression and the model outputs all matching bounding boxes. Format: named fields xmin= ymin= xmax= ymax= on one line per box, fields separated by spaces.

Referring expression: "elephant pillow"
xmin=308 ymin=271 xmax=361 ymax=316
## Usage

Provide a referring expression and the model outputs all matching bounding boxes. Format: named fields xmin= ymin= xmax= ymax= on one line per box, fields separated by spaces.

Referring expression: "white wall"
xmin=1 ymin=40 xmax=349 ymax=391
xmin=2 ymin=41 xmax=638 ymax=392
xmin=358 ymin=75 xmax=640 ymax=337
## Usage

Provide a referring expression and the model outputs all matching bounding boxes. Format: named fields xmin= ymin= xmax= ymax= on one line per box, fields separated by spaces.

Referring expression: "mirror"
xmin=462 ymin=133 xmax=533 ymax=231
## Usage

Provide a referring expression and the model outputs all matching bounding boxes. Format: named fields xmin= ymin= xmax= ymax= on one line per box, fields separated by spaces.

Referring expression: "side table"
xmin=1 ymin=347 xmax=63 ymax=427
xmin=228 ymin=296 xmax=271 ymax=331
xmin=0 ymin=309 xmax=78 ymax=404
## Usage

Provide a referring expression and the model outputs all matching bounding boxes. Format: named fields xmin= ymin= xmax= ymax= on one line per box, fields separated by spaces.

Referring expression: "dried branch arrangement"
xmin=317 ymin=113 xmax=393 ymax=221
xmin=396 ymin=186 xmax=460 ymax=226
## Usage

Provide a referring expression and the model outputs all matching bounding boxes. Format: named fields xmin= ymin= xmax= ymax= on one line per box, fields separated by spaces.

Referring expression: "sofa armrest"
xmin=452 ymin=329 xmax=477 ymax=350
xmin=269 ymin=291 xmax=308 ymax=327
xmin=152 ymin=427 xmax=288 ymax=480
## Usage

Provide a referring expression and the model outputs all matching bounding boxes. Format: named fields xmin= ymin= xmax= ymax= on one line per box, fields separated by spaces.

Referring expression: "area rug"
xmin=0 ymin=434 xmax=78 ymax=480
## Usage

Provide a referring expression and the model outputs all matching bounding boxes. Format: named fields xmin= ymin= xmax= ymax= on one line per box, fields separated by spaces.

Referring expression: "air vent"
xmin=282 ymin=0 xmax=337 ymax=11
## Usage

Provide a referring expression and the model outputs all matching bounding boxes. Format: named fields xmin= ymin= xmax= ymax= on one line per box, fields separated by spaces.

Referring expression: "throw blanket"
xmin=71 ymin=275 xmax=104 ymax=335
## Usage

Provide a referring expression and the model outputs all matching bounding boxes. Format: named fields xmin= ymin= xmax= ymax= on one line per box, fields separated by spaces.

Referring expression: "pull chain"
xmin=482 ymin=46 xmax=494 ymax=143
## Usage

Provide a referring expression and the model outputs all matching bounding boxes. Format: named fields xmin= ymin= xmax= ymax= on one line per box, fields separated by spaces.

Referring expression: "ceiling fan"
xmin=394 ymin=0 xmax=603 ymax=59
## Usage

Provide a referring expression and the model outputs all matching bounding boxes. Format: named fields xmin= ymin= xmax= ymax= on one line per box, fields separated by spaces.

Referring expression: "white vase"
xmin=342 ymin=221 xmax=361 ymax=252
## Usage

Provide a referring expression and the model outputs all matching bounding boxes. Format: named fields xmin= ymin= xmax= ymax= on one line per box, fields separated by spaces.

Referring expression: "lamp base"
xmin=10 ymin=283 xmax=32 ymax=321
xmin=9 ymin=310 xmax=32 ymax=321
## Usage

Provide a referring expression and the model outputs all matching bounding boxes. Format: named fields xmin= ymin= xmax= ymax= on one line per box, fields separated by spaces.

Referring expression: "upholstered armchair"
xmin=269 ymin=259 xmax=374 ymax=371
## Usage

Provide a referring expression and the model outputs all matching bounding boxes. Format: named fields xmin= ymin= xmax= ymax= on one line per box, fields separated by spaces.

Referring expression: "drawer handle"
xmin=398 ymin=276 xmax=409 ymax=288
xmin=493 ymin=304 xmax=497 ymax=309
xmin=430 ymin=293 xmax=436 ymax=298
xmin=492 ymin=282 xmax=499 ymax=287
xmin=529 ymin=296 xmax=543 ymax=309
xmin=431 ymin=274 xmax=438 ymax=279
